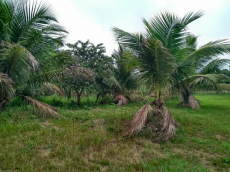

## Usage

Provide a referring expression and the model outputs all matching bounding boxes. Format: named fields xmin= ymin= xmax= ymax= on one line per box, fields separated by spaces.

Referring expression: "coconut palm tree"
xmin=111 ymin=45 xmax=140 ymax=106
xmin=172 ymin=34 xmax=230 ymax=109
xmin=113 ymin=11 xmax=205 ymax=141
xmin=0 ymin=0 xmax=71 ymax=116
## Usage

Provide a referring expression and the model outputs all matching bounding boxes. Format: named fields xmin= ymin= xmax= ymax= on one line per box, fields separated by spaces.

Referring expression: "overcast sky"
xmin=44 ymin=0 xmax=230 ymax=56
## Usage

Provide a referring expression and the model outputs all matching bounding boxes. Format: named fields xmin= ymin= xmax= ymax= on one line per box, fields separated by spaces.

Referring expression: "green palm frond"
xmin=0 ymin=42 xmax=39 ymax=85
xmin=142 ymin=11 xmax=203 ymax=53
xmin=0 ymin=0 xmax=66 ymax=44
xmin=179 ymin=74 xmax=229 ymax=90
xmin=186 ymin=39 xmax=230 ymax=68
xmin=199 ymin=58 xmax=230 ymax=74
xmin=43 ymin=82 xmax=65 ymax=96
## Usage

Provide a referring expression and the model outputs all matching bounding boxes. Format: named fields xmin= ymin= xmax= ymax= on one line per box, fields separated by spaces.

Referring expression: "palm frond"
xmin=0 ymin=42 xmax=39 ymax=85
xmin=24 ymin=96 xmax=63 ymax=118
xmin=114 ymin=94 xmax=128 ymax=106
xmin=186 ymin=39 xmax=230 ymax=68
xmin=153 ymin=106 xmax=177 ymax=142
xmin=199 ymin=58 xmax=230 ymax=74
xmin=125 ymin=103 xmax=153 ymax=136
xmin=0 ymin=73 xmax=14 ymax=101
xmin=188 ymin=74 xmax=229 ymax=89
xmin=43 ymin=82 xmax=65 ymax=96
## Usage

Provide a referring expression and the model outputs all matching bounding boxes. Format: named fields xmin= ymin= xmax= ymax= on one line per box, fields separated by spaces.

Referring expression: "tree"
xmin=62 ymin=67 xmax=95 ymax=105
xmin=0 ymin=0 xmax=72 ymax=117
xmin=111 ymin=45 xmax=139 ymax=105
xmin=66 ymin=40 xmax=115 ymax=103
xmin=113 ymin=11 xmax=212 ymax=141
xmin=172 ymin=34 xmax=230 ymax=108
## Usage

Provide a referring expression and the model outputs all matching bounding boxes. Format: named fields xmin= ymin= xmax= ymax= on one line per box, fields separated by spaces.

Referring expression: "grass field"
xmin=0 ymin=94 xmax=230 ymax=172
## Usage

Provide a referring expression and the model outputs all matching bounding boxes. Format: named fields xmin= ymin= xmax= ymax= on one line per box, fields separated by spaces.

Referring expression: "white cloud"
xmin=43 ymin=0 xmax=230 ymax=57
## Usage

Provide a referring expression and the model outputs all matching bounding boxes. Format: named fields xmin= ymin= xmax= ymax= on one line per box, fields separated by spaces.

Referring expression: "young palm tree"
xmin=113 ymin=11 xmax=204 ymax=141
xmin=172 ymin=34 xmax=230 ymax=109
xmin=111 ymin=45 xmax=139 ymax=106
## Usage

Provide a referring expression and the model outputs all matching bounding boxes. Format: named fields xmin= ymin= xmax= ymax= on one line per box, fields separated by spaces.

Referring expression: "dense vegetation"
xmin=0 ymin=0 xmax=230 ymax=171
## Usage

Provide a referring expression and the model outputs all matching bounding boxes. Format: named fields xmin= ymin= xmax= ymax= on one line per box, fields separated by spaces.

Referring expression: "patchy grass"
xmin=0 ymin=94 xmax=230 ymax=171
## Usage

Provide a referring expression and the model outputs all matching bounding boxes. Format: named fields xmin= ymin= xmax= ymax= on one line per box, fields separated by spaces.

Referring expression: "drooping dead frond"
xmin=24 ymin=96 xmax=63 ymax=118
xmin=149 ymin=93 xmax=156 ymax=97
xmin=125 ymin=104 xmax=153 ymax=136
xmin=188 ymin=94 xmax=199 ymax=109
xmin=153 ymin=106 xmax=177 ymax=142
xmin=43 ymin=82 xmax=65 ymax=96
xmin=0 ymin=73 xmax=15 ymax=101
xmin=114 ymin=95 xmax=128 ymax=106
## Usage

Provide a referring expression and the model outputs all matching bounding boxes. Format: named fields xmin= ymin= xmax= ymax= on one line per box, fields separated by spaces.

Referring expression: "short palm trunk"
xmin=151 ymin=100 xmax=177 ymax=142
xmin=125 ymin=99 xmax=177 ymax=142
xmin=181 ymin=89 xmax=199 ymax=109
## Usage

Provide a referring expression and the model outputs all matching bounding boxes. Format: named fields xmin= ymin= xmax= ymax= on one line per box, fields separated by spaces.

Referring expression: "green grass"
xmin=0 ymin=94 xmax=230 ymax=171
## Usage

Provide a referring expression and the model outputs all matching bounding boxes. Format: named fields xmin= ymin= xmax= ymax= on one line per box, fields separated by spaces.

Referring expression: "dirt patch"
xmin=93 ymin=119 xmax=105 ymax=130
xmin=40 ymin=121 xmax=60 ymax=130
xmin=38 ymin=149 xmax=51 ymax=157
xmin=216 ymin=135 xmax=224 ymax=140
xmin=51 ymin=158 xmax=65 ymax=167
xmin=91 ymin=109 xmax=105 ymax=113
xmin=173 ymin=148 xmax=221 ymax=172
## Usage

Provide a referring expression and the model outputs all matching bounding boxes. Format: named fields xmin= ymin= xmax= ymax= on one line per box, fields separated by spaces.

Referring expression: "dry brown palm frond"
xmin=114 ymin=95 xmax=128 ymax=106
xmin=153 ymin=106 xmax=177 ymax=142
xmin=0 ymin=73 xmax=15 ymax=101
xmin=188 ymin=94 xmax=199 ymax=109
xmin=43 ymin=82 xmax=65 ymax=96
xmin=24 ymin=96 xmax=63 ymax=118
xmin=149 ymin=93 xmax=156 ymax=97
xmin=125 ymin=103 xmax=153 ymax=136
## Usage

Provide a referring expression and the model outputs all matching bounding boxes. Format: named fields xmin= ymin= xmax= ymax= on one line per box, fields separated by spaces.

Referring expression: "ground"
xmin=0 ymin=94 xmax=229 ymax=172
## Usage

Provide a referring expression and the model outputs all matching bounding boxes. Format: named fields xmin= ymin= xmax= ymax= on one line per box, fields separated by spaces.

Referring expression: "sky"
xmin=43 ymin=0 xmax=230 ymax=56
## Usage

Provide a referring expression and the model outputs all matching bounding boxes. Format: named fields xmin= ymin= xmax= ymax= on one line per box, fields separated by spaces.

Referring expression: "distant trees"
xmin=64 ymin=40 xmax=115 ymax=104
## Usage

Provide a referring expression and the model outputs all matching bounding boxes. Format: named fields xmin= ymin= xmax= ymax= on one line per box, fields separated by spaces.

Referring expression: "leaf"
xmin=43 ymin=82 xmax=65 ymax=96
xmin=125 ymin=103 xmax=153 ymax=136
xmin=153 ymin=106 xmax=177 ymax=142
xmin=114 ymin=95 xmax=128 ymax=106
xmin=0 ymin=73 xmax=14 ymax=101
xmin=24 ymin=96 xmax=63 ymax=118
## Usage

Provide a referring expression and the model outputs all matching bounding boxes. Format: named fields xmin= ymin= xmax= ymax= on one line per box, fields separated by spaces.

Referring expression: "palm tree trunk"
xmin=151 ymin=99 xmax=177 ymax=142
xmin=181 ymin=89 xmax=199 ymax=109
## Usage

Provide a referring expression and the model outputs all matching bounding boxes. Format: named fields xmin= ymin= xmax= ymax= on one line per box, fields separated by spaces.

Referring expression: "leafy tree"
xmin=62 ymin=67 xmax=95 ymax=105
xmin=66 ymin=40 xmax=115 ymax=103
